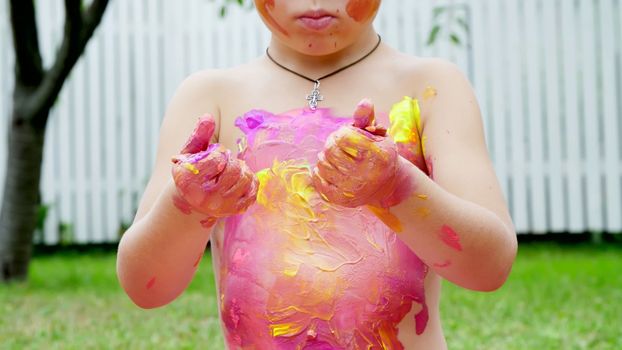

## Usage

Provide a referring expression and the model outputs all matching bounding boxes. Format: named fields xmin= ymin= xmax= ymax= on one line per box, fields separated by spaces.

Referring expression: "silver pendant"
xmin=306 ymin=80 xmax=324 ymax=110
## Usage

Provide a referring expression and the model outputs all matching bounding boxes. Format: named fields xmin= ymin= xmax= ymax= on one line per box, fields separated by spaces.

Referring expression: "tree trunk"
xmin=0 ymin=109 xmax=47 ymax=282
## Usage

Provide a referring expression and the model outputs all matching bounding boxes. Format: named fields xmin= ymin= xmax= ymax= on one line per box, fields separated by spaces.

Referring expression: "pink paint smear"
xmin=439 ymin=225 xmax=463 ymax=251
xmin=212 ymin=106 xmax=433 ymax=348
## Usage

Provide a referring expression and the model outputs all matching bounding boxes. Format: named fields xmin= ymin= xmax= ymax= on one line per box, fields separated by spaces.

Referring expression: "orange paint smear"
xmin=367 ymin=205 xmax=403 ymax=232
xmin=200 ymin=217 xmax=217 ymax=228
xmin=193 ymin=253 xmax=203 ymax=267
xmin=146 ymin=276 xmax=156 ymax=289
xmin=346 ymin=0 xmax=380 ymax=22
xmin=415 ymin=206 xmax=431 ymax=218
xmin=258 ymin=0 xmax=289 ymax=36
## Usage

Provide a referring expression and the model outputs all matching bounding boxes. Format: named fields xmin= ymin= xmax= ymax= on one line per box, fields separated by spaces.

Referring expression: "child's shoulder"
xmin=385 ymin=50 xmax=477 ymax=128
xmin=390 ymin=50 xmax=468 ymax=87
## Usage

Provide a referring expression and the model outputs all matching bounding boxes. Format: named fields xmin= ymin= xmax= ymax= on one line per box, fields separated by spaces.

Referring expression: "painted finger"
xmin=235 ymin=180 xmax=259 ymax=212
xmin=193 ymin=148 xmax=229 ymax=179
xmin=316 ymin=153 xmax=346 ymax=187
xmin=180 ymin=114 xmax=216 ymax=154
xmin=172 ymin=147 xmax=228 ymax=185
xmin=222 ymin=166 xmax=252 ymax=197
xmin=352 ymin=98 xmax=375 ymax=129
xmin=324 ymin=144 xmax=357 ymax=175
xmin=213 ymin=158 xmax=243 ymax=193
xmin=312 ymin=170 xmax=357 ymax=206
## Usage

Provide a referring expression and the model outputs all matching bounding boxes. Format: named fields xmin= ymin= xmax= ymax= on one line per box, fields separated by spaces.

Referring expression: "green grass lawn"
xmin=0 ymin=242 xmax=620 ymax=349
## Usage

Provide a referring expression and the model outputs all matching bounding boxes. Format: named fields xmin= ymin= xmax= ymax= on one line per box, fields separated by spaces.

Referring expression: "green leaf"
xmin=432 ymin=6 xmax=445 ymax=19
xmin=456 ymin=17 xmax=470 ymax=33
xmin=427 ymin=25 xmax=442 ymax=46
xmin=220 ymin=5 xmax=227 ymax=17
xmin=36 ymin=203 xmax=50 ymax=233
xmin=449 ymin=33 xmax=462 ymax=46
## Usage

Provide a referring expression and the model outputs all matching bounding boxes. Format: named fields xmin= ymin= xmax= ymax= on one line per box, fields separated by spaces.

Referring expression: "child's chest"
xmin=208 ymin=108 xmax=431 ymax=348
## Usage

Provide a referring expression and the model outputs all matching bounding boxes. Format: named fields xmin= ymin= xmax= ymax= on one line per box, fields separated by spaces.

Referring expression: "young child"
xmin=116 ymin=1 xmax=517 ymax=349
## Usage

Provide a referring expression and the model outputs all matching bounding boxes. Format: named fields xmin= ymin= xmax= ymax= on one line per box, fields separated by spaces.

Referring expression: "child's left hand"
xmin=312 ymin=99 xmax=402 ymax=208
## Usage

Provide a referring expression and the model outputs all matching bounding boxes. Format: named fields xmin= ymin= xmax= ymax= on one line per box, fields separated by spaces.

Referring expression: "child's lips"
xmin=297 ymin=16 xmax=335 ymax=31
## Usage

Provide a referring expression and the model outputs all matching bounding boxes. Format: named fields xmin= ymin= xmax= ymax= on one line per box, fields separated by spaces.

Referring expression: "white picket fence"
xmin=0 ymin=0 xmax=620 ymax=244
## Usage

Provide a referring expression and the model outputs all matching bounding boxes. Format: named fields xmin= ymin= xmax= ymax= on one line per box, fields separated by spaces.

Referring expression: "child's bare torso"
xmin=206 ymin=47 xmax=447 ymax=349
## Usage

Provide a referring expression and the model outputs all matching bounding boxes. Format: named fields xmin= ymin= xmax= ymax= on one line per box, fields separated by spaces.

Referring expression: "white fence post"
xmin=0 ymin=0 xmax=621 ymax=244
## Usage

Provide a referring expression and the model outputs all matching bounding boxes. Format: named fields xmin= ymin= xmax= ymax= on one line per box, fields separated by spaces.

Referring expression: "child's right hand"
xmin=170 ymin=114 xmax=258 ymax=217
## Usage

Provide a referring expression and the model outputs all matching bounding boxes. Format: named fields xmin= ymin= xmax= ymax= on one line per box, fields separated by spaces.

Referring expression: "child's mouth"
xmin=297 ymin=10 xmax=336 ymax=31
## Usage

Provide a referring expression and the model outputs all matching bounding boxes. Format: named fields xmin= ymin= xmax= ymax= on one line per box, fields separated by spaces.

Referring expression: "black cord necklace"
xmin=265 ymin=34 xmax=382 ymax=110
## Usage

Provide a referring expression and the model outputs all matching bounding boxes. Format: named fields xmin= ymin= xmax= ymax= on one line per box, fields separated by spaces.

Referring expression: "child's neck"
xmin=266 ymin=28 xmax=382 ymax=78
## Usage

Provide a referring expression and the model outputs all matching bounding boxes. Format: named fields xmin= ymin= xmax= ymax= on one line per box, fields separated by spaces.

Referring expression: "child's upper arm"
xmin=133 ymin=70 xmax=223 ymax=224
xmin=417 ymin=59 xmax=515 ymax=232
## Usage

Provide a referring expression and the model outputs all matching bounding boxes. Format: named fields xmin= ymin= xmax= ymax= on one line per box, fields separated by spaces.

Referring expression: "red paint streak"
xmin=433 ymin=260 xmax=451 ymax=268
xmin=193 ymin=253 xmax=203 ymax=267
xmin=346 ymin=0 xmax=380 ymax=22
xmin=425 ymin=155 xmax=434 ymax=180
xmin=200 ymin=217 xmax=217 ymax=228
xmin=257 ymin=0 xmax=289 ymax=36
xmin=146 ymin=276 xmax=156 ymax=289
xmin=439 ymin=225 xmax=462 ymax=251
xmin=415 ymin=304 xmax=429 ymax=335
xmin=172 ymin=194 xmax=193 ymax=215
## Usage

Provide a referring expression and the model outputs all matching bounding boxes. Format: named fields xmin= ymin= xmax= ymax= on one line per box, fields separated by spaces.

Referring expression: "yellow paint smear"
xmin=423 ymin=85 xmax=438 ymax=100
xmin=182 ymin=163 xmax=199 ymax=175
xmin=270 ymin=322 xmax=304 ymax=337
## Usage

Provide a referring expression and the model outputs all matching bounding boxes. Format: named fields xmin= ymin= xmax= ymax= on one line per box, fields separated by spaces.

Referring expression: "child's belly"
xmin=211 ymin=160 xmax=430 ymax=350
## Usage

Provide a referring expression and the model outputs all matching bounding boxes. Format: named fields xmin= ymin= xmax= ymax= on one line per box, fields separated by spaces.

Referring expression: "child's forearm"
xmin=116 ymin=179 xmax=214 ymax=309
xmin=375 ymin=158 xmax=516 ymax=292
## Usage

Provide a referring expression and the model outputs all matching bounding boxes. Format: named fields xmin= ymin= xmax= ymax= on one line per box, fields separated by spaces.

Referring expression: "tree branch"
xmin=31 ymin=0 xmax=110 ymax=120
xmin=9 ymin=0 xmax=44 ymax=88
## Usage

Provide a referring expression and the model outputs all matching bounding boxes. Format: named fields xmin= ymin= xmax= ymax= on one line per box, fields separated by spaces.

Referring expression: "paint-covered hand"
xmin=171 ymin=114 xmax=258 ymax=217
xmin=312 ymin=99 xmax=403 ymax=208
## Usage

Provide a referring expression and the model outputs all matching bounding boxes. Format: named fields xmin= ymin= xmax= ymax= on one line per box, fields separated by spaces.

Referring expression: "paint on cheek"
xmin=439 ymin=224 xmax=462 ymax=251
xmin=423 ymin=85 xmax=438 ymax=100
xmin=346 ymin=0 xmax=380 ymax=22
xmin=146 ymin=276 xmax=156 ymax=289
xmin=433 ymin=260 xmax=451 ymax=268
xmin=257 ymin=0 xmax=289 ymax=36
xmin=173 ymin=194 xmax=193 ymax=215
